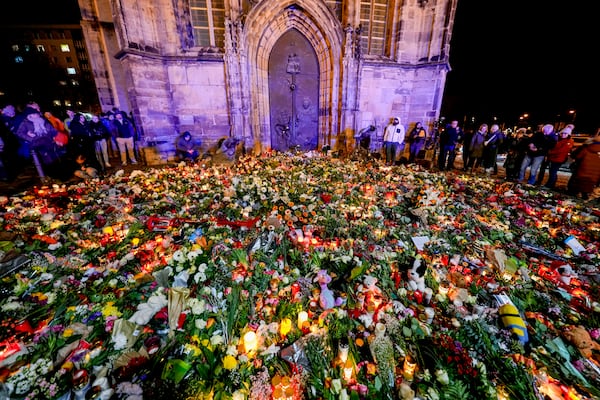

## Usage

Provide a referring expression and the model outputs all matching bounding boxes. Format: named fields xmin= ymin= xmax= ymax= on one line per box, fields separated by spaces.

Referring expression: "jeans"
xmin=518 ymin=155 xmax=544 ymax=184
xmin=409 ymin=140 xmax=425 ymax=162
xmin=438 ymin=145 xmax=456 ymax=170
xmin=384 ymin=141 xmax=401 ymax=165
xmin=544 ymin=161 xmax=563 ymax=188
xmin=95 ymin=139 xmax=111 ymax=169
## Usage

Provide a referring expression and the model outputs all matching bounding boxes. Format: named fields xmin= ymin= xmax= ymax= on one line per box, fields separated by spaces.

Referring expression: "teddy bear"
xmin=562 ymin=325 xmax=600 ymax=361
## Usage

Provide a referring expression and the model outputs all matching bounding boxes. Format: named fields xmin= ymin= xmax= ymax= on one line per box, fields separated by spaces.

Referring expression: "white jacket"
xmin=383 ymin=117 xmax=405 ymax=144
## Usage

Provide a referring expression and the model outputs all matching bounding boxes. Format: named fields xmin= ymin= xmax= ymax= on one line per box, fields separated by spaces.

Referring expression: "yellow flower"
xmin=101 ymin=302 xmax=122 ymax=318
xmin=223 ymin=354 xmax=238 ymax=370
xmin=63 ymin=328 xmax=74 ymax=338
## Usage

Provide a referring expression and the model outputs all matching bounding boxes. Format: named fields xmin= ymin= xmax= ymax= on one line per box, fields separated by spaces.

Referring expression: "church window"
xmin=359 ymin=0 xmax=390 ymax=56
xmin=190 ymin=0 xmax=225 ymax=49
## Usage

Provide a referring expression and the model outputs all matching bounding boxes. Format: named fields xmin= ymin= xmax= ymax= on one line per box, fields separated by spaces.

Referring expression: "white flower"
xmin=194 ymin=270 xmax=207 ymax=283
xmin=232 ymin=389 xmax=246 ymax=400
xmin=195 ymin=318 xmax=207 ymax=330
xmin=210 ymin=334 xmax=224 ymax=346
xmin=1 ymin=299 xmax=22 ymax=311
xmin=435 ymin=369 xmax=449 ymax=385
xmin=112 ymin=333 xmax=128 ymax=350
xmin=187 ymin=250 xmax=200 ymax=261
xmin=226 ymin=344 xmax=238 ymax=356
xmin=172 ymin=250 xmax=186 ymax=264
xmin=188 ymin=298 xmax=206 ymax=315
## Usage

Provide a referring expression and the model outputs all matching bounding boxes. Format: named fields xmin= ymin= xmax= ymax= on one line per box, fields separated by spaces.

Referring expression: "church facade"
xmin=78 ymin=0 xmax=458 ymax=154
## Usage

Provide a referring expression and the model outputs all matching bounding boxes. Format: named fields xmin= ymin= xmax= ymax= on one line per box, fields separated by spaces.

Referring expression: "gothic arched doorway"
xmin=268 ymin=29 xmax=319 ymax=151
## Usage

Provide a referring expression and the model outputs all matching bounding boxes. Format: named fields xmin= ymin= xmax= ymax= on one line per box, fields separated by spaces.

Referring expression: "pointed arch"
xmin=243 ymin=1 xmax=344 ymax=149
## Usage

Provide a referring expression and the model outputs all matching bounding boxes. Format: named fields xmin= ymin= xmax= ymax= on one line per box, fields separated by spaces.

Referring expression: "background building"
xmin=0 ymin=24 xmax=100 ymax=115
xmin=78 ymin=0 xmax=458 ymax=156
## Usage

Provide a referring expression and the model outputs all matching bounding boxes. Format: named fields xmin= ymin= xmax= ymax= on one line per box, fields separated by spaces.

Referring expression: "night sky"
xmin=3 ymin=1 xmax=598 ymax=133
xmin=442 ymin=1 xmax=598 ymax=133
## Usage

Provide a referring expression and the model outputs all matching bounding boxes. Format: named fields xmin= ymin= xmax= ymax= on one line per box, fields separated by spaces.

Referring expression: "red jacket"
xmin=547 ymin=137 xmax=574 ymax=163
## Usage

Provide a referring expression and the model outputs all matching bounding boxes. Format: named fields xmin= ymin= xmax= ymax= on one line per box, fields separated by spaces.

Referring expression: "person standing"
xmin=101 ymin=112 xmax=119 ymax=158
xmin=503 ymin=128 xmax=528 ymax=181
xmin=113 ymin=111 xmax=137 ymax=166
xmin=518 ymin=124 xmax=556 ymax=185
xmin=15 ymin=109 xmax=58 ymax=182
xmin=0 ymin=104 xmax=20 ymax=180
xmin=408 ymin=122 xmax=427 ymax=163
xmin=566 ymin=129 xmax=600 ymax=199
xmin=89 ymin=114 xmax=112 ymax=170
xmin=482 ymin=124 xmax=503 ymax=174
xmin=437 ymin=119 xmax=462 ymax=171
xmin=543 ymin=127 xmax=574 ymax=189
xmin=465 ymin=123 xmax=487 ymax=173
xmin=534 ymin=124 xmax=563 ymax=185
xmin=383 ymin=116 xmax=405 ymax=166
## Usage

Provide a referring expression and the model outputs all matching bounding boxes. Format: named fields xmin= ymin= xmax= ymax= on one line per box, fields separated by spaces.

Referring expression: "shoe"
xmin=105 ymin=163 xmax=112 ymax=168
xmin=122 ymin=162 xmax=127 ymax=166
xmin=131 ymin=160 xmax=138 ymax=165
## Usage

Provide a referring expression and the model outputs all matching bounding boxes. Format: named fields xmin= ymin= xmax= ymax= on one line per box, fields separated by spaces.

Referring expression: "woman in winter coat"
xmin=465 ymin=123 xmax=487 ymax=172
xmin=567 ymin=131 xmax=600 ymax=199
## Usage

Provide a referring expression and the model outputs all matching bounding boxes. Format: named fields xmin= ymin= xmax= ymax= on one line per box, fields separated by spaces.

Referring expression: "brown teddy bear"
xmin=562 ymin=325 xmax=600 ymax=360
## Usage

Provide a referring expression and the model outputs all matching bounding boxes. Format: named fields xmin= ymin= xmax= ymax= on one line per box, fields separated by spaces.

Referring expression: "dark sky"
xmin=4 ymin=1 xmax=598 ymax=133
xmin=442 ymin=1 xmax=598 ymax=133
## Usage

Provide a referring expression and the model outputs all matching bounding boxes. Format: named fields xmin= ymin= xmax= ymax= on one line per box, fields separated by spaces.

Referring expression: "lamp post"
xmin=568 ymin=109 xmax=576 ymax=124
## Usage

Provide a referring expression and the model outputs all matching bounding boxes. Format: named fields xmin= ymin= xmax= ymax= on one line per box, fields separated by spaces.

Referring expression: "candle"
xmin=403 ymin=356 xmax=417 ymax=381
xmin=297 ymin=311 xmax=308 ymax=329
xmin=243 ymin=331 xmax=258 ymax=354
xmin=279 ymin=318 xmax=292 ymax=337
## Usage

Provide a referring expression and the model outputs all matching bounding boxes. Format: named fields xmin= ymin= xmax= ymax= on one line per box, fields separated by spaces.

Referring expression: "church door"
xmin=269 ymin=29 xmax=319 ymax=151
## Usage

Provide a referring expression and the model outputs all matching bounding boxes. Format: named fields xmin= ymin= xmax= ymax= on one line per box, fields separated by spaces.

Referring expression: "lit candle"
xmin=297 ymin=311 xmax=308 ymax=329
xmin=279 ymin=318 xmax=292 ymax=338
xmin=403 ymin=356 xmax=417 ymax=381
xmin=243 ymin=331 xmax=257 ymax=354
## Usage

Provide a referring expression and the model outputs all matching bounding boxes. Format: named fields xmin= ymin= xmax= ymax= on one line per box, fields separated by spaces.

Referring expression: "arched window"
xmin=190 ymin=0 xmax=225 ymax=49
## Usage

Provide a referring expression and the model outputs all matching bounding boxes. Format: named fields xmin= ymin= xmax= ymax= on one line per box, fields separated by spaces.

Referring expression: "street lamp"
xmin=568 ymin=109 xmax=576 ymax=123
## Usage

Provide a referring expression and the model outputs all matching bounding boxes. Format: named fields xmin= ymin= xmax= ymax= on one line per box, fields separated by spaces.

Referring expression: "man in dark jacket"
xmin=437 ymin=120 xmax=462 ymax=171
xmin=518 ymin=124 xmax=557 ymax=185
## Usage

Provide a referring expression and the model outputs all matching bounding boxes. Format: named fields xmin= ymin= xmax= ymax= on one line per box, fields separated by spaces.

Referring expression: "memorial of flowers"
xmin=0 ymin=152 xmax=599 ymax=400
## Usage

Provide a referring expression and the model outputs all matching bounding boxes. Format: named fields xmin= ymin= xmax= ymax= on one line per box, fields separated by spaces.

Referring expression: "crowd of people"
xmin=364 ymin=116 xmax=600 ymax=200
xmin=0 ymin=101 xmax=141 ymax=184
xmin=2 ymin=102 xmax=599 ymax=200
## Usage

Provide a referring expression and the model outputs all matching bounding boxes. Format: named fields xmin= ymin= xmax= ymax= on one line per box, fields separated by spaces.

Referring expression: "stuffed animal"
xmin=555 ymin=262 xmax=577 ymax=286
xmin=499 ymin=303 xmax=529 ymax=344
xmin=404 ymin=256 xmax=433 ymax=303
xmin=562 ymin=325 xmax=600 ymax=360
xmin=315 ymin=269 xmax=342 ymax=310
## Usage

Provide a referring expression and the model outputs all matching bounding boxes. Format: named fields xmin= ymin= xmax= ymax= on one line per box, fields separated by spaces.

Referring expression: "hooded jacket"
xmin=383 ymin=117 xmax=405 ymax=144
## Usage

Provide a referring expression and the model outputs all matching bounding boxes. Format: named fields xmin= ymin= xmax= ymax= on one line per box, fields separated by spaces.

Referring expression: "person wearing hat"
xmin=175 ymin=131 xmax=200 ymax=162
xmin=543 ymin=126 xmax=574 ymax=189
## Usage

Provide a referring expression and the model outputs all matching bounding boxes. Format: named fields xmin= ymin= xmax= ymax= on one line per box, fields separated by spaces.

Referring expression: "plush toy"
xmin=314 ymin=269 xmax=342 ymax=310
xmin=404 ymin=256 xmax=433 ymax=303
xmin=555 ymin=262 xmax=577 ymax=286
xmin=562 ymin=325 xmax=600 ymax=360
xmin=499 ymin=303 xmax=529 ymax=344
